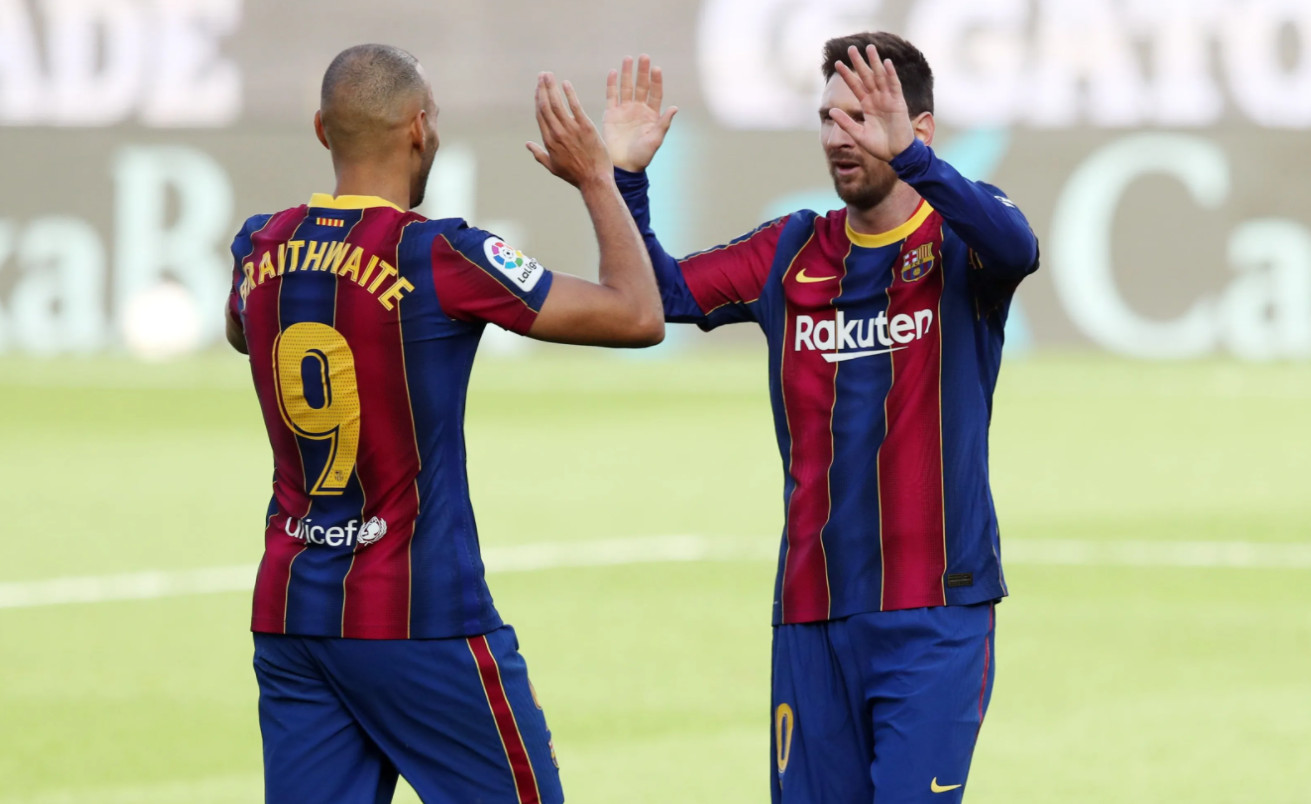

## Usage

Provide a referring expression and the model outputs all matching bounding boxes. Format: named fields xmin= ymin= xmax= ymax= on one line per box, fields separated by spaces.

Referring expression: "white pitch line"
xmin=1 ymin=536 xmax=1308 ymax=611
xmin=1005 ymin=538 xmax=1311 ymax=570
xmin=0 ymin=535 xmax=764 ymax=611
xmin=0 ymin=772 xmax=262 ymax=804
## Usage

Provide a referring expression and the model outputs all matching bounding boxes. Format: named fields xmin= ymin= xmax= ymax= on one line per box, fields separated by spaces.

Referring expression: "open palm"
xmin=829 ymin=44 xmax=917 ymax=162
xmin=602 ymin=55 xmax=678 ymax=172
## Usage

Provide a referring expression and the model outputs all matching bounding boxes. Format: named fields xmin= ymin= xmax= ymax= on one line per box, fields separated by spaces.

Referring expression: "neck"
xmin=845 ymin=181 xmax=922 ymax=236
xmin=330 ymin=160 xmax=412 ymax=211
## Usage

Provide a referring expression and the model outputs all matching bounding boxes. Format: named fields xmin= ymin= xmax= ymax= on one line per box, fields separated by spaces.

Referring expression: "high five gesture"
xmin=603 ymin=55 xmax=678 ymax=172
xmin=828 ymin=44 xmax=923 ymax=162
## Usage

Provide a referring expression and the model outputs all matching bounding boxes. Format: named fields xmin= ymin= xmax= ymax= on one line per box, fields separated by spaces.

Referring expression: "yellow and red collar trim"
xmin=308 ymin=193 xmax=404 ymax=212
xmin=845 ymin=200 xmax=934 ymax=248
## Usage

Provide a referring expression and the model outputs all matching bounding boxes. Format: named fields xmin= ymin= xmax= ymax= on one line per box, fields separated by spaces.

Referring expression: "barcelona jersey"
xmin=227 ymin=194 xmax=553 ymax=639
xmin=618 ymin=139 xmax=1039 ymax=625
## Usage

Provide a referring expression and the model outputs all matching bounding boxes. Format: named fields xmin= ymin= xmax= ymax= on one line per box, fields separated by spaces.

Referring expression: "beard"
xmin=829 ymin=156 xmax=899 ymax=210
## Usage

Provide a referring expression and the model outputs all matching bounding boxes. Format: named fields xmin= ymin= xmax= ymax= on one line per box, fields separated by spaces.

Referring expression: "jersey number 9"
xmin=273 ymin=322 xmax=361 ymax=495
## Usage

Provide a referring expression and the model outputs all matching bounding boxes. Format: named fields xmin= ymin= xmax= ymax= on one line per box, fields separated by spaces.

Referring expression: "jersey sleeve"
xmin=228 ymin=213 xmax=272 ymax=326
xmin=617 ymin=168 xmax=782 ymax=330
xmin=429 ymin=222 xmax=555 ymax=334
xmin=890 ymin=139 xmax=1039 ymax=292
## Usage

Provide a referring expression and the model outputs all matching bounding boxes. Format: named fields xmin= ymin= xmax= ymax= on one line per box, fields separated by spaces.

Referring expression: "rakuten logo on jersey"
xmin=284 ymin=516 xmax=387 ymax=548
xmin=794 ymin=310 xmax=934 ymax=363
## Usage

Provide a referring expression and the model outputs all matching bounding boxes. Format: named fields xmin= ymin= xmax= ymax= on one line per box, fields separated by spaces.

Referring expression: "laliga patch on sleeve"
xmin=482 ymin=237 xmax=545 ymax=292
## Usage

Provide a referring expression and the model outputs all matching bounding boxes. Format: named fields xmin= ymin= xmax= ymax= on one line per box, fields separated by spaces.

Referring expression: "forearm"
xmin=891 ymin=140 xmax=1038 ymax=273
xmin=578 ymin=174 xmax=663 ymax=330
xmin=614 ymin=168 xmax=707 ymax=323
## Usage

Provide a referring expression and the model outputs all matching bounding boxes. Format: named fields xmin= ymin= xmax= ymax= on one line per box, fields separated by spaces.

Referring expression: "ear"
xmin=410 ymin=109 xmax=427 ymax=152
xmin=314 ymin=111 xmax=330 ymax=150
xmin=913 ymin=111 xmax=935 ymax=147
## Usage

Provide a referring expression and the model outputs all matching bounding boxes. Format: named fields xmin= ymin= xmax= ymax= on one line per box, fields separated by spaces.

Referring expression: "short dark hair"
xmin=321 ymin=44 xmax=425 ymax=113
xmin=320 ymin=44 xmax=429 ymax=156
xmin=822 ymin=32 xmax=934 ymax=117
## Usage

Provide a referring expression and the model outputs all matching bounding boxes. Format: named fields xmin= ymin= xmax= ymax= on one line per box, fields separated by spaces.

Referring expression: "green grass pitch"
xmin=1 ymin=345 xmax=1308 ymax=803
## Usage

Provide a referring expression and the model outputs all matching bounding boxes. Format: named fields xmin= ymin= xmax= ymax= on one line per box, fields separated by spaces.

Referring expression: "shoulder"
xmin=418 ymin=219 xmax=549 ymax=290
xmin=683 ymin=214 xmax=797 ymax=262
xmin=394 ymin=216 xmax=473 ymax=257
xmin=411 ymin=218 xmax=521 ymax=267
xmin=229 ymin=210 xmax=284 ymax=258
xmin=232 ymin=210 xmax=286 ymax=243
xmin=237 ymin=212 xmax=275 ymax=236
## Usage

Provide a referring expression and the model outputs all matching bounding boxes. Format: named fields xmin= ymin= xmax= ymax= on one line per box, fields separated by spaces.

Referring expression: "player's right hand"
xmin=602 ymin=55 xmax=678 ymax=173
xmin=527 ymin=72 xmax=612 ymax=189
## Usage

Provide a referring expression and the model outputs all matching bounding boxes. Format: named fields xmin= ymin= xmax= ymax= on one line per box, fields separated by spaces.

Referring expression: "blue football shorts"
xmin=253 ymin=624 xmax=562 ymax=804
xmin=771 ymin=602 xmax=996 ymax=803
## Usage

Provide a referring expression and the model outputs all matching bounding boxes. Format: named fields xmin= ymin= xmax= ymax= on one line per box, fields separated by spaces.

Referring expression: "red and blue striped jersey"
xmin=618 ymin=140 xmax=1039 ymax=625
xmin=227 ymin=194 xmax=554 ymax=639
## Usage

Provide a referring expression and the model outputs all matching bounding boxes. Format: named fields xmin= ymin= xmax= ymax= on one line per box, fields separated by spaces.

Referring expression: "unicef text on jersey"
xmin=283 ymin=516 xmax=388 ymax=549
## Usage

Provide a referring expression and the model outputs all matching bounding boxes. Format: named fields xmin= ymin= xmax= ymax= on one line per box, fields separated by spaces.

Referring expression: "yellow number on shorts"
xmin=775 ymin=703 xmax=795 ymax=774
xmin=273 ymin=322 xmax=361 ymax=495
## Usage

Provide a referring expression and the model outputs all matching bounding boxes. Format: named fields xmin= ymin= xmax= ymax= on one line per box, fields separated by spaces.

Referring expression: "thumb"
xmin=526 ymin=141 xmax=553 ymax=171
xmin=660 ymin=106 xmax=679 ymax=133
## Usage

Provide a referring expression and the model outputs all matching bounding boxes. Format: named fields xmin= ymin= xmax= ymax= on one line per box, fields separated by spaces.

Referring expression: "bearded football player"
xmin=603 ymin=32 xmax=1039 ymax=803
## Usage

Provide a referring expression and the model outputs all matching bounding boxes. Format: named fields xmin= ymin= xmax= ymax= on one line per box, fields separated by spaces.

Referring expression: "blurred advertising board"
xmin=1 ymin=0 xmax=1307 ymax=358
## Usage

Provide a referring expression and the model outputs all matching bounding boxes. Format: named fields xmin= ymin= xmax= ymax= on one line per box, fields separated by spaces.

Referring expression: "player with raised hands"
xmin=605 ymin=34 xmax=1038 ymax=803
xmin=226 ymin=43 xmax=660 ymax=804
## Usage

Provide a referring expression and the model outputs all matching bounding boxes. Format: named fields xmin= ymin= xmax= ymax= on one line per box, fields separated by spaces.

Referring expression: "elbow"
xmin=1014 ymin=230 xmax=1040 ymax=273
xmin=987 ymin=237 xmax=1040 ymax=278
xmin=1008 ymin=240 xmax=1040 ymax=278
xmin=627 ymin=312 xmax=665 ymax=347
xmin=225 ymin=314 xmax=248 ymax=354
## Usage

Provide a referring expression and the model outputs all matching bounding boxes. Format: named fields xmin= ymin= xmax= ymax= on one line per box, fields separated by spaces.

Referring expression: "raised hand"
xmin=527 ymin=72 xmax=612 ymax=188
xmin=602 ymin=54 xmax=678 ymax=172
xmin=829 ymin=44 xmax=917 ymax=162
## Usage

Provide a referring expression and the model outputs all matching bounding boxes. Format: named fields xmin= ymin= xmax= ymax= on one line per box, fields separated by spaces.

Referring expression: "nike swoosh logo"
xmin=820 ymin=346 xmax=906 ymax=363
xmin=795 ymin=268 xmax=836 ymax=284
xmin=930 ymin=778 xmax=963 ymax=794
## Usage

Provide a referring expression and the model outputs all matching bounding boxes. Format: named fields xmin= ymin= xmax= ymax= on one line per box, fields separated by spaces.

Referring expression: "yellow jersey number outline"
xmin=775 ymin=703 xmax=795 ymax=775
xmin=273 ymin=322 xmax=361 ymax=495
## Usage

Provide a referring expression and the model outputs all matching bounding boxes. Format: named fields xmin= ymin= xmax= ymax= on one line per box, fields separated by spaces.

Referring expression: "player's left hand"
xmin=602 ymin=54 xmax=678 ymax=173
xmin=828 ymin=44 xmax=917 ymax=163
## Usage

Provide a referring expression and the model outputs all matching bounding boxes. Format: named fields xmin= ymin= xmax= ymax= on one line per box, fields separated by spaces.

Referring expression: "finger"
xmin=562 ymin=79 xmax=590 ymax=125
xmin=542 ymin=72 xmax=571 ymax=126
xmin=536 ymin=73 xmax=560 ymax=129
xmin=525 ymin=141 xmax=552 ymax=171
xmin=619 ymin=55 xmax=634 ymax=102
xmin=828 ymin=108 xmax=863 ymax=139
xmin=606 ymin=69 xmax=619 ymax=108
xmin=833 ymin=60 xmax=868 ymax=99
xmin=846 ymin=45 xmax=876 ymax=92
xmin=865 ymin=44 xmax=888 ymax=94
xmin=649 ymin=65 xmax=664 ymax=111
xmin=659 ymin=105 xmax=678 ymax=133
xmin=534 ymin=75 xmax=550 ymax=129
xmin=883 ymin=57 xmax=905 ymax=101
xmin=635 ymin=54 xmax=651 ymax=103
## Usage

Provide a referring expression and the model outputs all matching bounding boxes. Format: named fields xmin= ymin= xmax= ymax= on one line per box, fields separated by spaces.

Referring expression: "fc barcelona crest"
xmin=901 ymin=243 xmax=935 ymax=283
